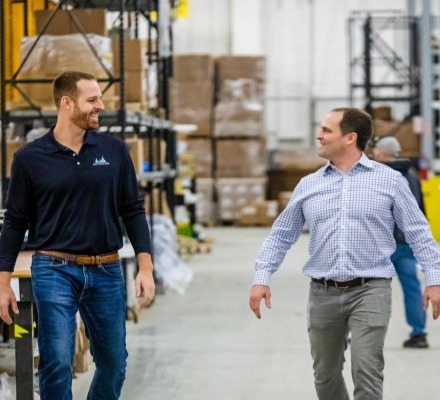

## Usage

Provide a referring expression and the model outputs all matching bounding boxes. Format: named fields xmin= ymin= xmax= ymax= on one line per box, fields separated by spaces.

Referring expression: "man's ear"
xmin=61 ymin=96 xmax=71 ymax=110
xmin=347 ymin=132 xmax=357 ymax=144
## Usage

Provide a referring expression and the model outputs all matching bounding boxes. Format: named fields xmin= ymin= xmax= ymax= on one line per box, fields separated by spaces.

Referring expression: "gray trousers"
xmin=307 ymin=278 xmax=392 ymax=400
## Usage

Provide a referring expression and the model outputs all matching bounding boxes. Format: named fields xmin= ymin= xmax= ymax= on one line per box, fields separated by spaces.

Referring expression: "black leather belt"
xmin=311 ymin=277 xmax=376 ymax=288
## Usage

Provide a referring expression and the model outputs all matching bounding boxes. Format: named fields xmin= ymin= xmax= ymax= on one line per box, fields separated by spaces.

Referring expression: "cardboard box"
xmin=182 ymin=138 xmax=213 ymax=178
xmin=74 ymin=349 xmax=92 ymax=373
xmin=256 ymin=200 xmax=279 ymax=226
xmin=35 ymin=9 xmax=107 ymax=36
xmin=112 ymin=38 xmax=147 ymax=73
xmin=144 ymin=189 xmax=172 ymax=218
xmin=195 ymin=178 xmax=215 ymax=224
xmin=215 ymin=138 xmax=266 ymax=178
xmin=169 ymin=80 xmax=214 ymax=136
xmin=174 ymin=54 xmax=214 ymax=81
xmin=373 ymin=119 xmax=420 ymax=158
xmin=0 ymin=141 xmax=26 ymax=177
xmin=238 ymin=203 xmax=258 ymax=226
xmin=216 ymin=177 xmax=266 ymax=221
xmin=267 ymin=166 xmax=321 ymax=200
xmin=216 ymin=56 xmax=266 ymax=83
xmin=214 ymin=102 xmax=264 ymax=137
xmin=125 ymin=137 xmax=166 ymax=173
xmin=218 ymin=78 xmax=265 ymax=104
xmin=278 ymin=191 xmax=292 ymax=213
xmin=19 ymin=34 xmax=113 ymax=104
xmin=238 ymin=200 xmax=279 ymax=226
xmin=125 ymin=138 xmax=144 ymax=173
xmin=120 ymin=69 xmax=147 ymax=102
xmin=371 ymin=106 xmax=393 ymax=121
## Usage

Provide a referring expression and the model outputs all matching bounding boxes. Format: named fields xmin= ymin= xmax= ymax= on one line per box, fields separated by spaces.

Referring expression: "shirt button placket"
xmin=73 ymin=153 xmax=80 ymax=165
xmin=340 ymin=176 xmax=349 ymax=275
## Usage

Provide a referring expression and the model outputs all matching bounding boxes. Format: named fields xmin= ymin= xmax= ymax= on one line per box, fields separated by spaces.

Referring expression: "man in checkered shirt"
xmin=249 ymin=107 xmax=440 ymax=400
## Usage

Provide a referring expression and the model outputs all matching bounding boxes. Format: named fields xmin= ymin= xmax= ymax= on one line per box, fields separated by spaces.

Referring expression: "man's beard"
xmin=71 ymin=110 xmax=99 ymax=130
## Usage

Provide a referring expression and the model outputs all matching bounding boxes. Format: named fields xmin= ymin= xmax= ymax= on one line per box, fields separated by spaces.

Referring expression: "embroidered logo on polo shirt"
xmin=92 ymin=156 xmax=110 ymax=166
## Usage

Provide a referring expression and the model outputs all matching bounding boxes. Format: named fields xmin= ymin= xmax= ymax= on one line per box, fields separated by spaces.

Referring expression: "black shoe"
xmin=403 ymin=333 xmax=429 ymax=348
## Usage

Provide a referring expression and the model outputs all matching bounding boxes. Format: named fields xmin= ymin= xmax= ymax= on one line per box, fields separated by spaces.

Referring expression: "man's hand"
xmin=135 ymin=252 xmax=155 ymax=309
xmin=423 ymin=285 xmax=440 ymax=320
xmin=249 ymin=284 xmax=271 ymax=319
xmin=0 ymin=272 xmax=19 ymax=325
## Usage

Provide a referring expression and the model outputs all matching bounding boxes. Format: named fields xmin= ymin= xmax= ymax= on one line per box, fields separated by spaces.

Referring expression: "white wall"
xmin=173 ymin=0 xmax=438 ymax=147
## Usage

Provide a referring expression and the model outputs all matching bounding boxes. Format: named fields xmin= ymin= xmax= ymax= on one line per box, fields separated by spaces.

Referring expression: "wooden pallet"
xmin=178 ymin=236 xmax=214 ymax=255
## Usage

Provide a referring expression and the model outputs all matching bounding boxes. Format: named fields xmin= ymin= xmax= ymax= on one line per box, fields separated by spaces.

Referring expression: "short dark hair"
xmin=332 ymin=107 xmax=373 ymax=151
xmin=53 ymin=71 xmax=97 ymax=108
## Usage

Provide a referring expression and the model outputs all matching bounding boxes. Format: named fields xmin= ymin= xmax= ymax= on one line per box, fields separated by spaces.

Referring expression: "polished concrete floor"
xmin=73 ymin=227 xmax=440 ymax=399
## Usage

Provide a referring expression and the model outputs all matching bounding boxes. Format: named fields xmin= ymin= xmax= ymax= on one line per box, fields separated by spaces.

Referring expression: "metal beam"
xmin=420 ymin=0 xmax=434 ymax=164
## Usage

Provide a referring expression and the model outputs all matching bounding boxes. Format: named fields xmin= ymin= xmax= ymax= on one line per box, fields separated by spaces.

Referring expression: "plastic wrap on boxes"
xmin=149 ymin=214 xmax=193 ymax=294
xmin=218 ymin=78 xmax=265 ymax=105
xmin=195 ymin=178 xmax=215 ymax=224
xmin=214 ymin=102 xmax=263 ymax=137
xmin=18 ymin=34 xmax=112 ymax=104
xmin=181 ymin=138 xmax=213 ymax=178
xmin=0 ymin=374 xmax=14 ymax=400
xmin=216 ymin=177 xmax=267 ymax=222
xmin=214 ymin=79 xmax=264 ymax=137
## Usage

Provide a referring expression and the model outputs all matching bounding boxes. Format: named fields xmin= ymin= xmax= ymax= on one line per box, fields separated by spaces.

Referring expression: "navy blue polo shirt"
xmin=0 ymin=128 xmax=151 ymax=272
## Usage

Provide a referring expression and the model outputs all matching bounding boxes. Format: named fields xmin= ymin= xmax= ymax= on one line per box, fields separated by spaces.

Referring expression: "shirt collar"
xmin=323 ymin=153 xmax=375 ymax=175
xmin=43 ymin=127 xmax=98 ymax=153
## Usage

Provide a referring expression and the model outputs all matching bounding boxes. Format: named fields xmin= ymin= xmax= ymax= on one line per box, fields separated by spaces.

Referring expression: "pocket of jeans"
xmin=31 ymin=254 xmax=67 ymax=269
xmin=367 ymin=289 xmax=392 ymax=327
xmin=98 ymin=262 xmax=123 ymax=277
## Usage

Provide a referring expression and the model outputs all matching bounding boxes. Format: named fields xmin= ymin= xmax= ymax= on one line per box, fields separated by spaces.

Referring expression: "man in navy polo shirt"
xmin=0 ymin=70 xmax=155 ymax=399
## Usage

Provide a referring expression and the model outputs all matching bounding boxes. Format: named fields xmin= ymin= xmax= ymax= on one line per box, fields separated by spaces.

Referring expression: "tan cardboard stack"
xmin=267 ymin=148 xmax=325 ymax=202
xmin=213 ymin=56 xmax=270 ymax=224
xmin=18 ymin=9 xmax=113 ymax=108
xmin=112 ymin=38 xmax=149 ymax=110
xmin=370 ymin=106 xmax=421 ymax=158
xmin=170 ymin=55 xmax=216 ymax=225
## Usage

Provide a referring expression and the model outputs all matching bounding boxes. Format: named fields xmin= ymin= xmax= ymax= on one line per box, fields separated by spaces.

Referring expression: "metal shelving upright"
xmin=348 ymin=10 xmax=440 ymax=168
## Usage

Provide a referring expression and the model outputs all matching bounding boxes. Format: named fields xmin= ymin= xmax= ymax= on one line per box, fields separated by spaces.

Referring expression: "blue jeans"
xmin=391 ymin=243 xmax=426 ymax=337
xmin=31 ymin=254 xmax=127 ymax=400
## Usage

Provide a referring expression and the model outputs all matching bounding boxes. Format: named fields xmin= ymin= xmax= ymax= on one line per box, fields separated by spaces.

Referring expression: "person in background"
xmin=249 ymin=107 xmax=440 ymax=400
xmin=372 ymin=136 xmax=429 ymax=348
xmin=0 ymin=71 xmax=155 ymax=400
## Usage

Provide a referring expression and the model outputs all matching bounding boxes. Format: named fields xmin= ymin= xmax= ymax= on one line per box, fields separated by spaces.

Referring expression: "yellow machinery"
xmin=422 ymin=176 xmax=440 ymax=242
xmin=1 ymin=0 xmax=49 ymax=103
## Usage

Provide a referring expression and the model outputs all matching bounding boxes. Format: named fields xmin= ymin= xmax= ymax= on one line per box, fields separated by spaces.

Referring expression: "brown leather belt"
xmin=36 ymin=250 xmax=119 ymax=266
xmin=312 ymin=277 xmax=376 ymax=289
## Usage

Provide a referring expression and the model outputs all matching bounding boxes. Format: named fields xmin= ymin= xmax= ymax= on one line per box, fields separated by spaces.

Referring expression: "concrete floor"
xmin=73 ymin=227 xmax=440 ymax=400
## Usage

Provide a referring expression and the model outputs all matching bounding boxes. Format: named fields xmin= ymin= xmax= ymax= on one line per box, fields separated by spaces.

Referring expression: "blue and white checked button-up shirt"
xmin=254 ymin=154 xmax=440 ymax=286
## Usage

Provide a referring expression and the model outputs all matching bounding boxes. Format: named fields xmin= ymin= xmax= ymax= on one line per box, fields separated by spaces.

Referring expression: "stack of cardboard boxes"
xmin=371 ymin=106 xmax=421 ymax=158
xmin=170 ymin=55 xmax=216 ymax=225
xmin=112 ymin=38 xmax=149 ymax=110
xmin=171 ymin=54 xmax=272 ymax=226
xmin=17 ymin=9 xmax=150 ymax=111
xmin=214 ymin=56 xmax=270 ymax=224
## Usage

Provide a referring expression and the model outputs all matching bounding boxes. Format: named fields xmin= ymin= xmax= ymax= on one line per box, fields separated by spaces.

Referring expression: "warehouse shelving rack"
xmin=0 ymin=0 xmax=177 ymax=219
xmin=348 ymin=10 xmax=440 ymax=166
xmin=348 ymin=11 xmax=421 ymax=113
